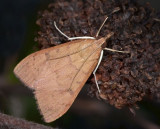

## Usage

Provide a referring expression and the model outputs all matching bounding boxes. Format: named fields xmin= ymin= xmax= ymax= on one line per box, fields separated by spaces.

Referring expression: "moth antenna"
xmin=95 ymin=7 xmax=121 ymax=38
xmin=93 ymin=50 xmax=104 ymax=93
xmin=111 ymin=7 xmax=121 ymax=14
xmin=54 ymin=21 xmax=95 ymax=40
xmin=95 ymin=17 xmax=108 ymax=38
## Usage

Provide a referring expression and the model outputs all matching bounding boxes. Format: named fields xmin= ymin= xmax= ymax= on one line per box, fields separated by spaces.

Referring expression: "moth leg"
xmin=93 ymin=48 xmax=129 ymax=93
xmin=104 ymin=48 xmax=129 ymax=53
xmin=54 ymin=21 xmax=95 ymax=40
xmin=93 ymin=50 xmax=104 ymax=93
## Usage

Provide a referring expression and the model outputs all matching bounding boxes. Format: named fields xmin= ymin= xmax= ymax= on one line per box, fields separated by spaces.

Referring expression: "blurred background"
xmin=0 ymin=0 xmax=160 ymax=129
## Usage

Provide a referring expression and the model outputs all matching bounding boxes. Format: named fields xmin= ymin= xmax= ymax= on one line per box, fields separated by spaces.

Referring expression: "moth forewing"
xmin=14 ymin=37 xmax=106 ymax=122
xmin=14 ymin=39 xmax=95 ymax=89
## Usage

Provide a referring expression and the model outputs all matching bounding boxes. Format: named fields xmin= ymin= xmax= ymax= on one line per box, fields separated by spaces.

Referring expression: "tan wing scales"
xmin=14 ymin=39 xmax=95 ymax=89
xmin=14 ymin=38 xmax=106 ymax=122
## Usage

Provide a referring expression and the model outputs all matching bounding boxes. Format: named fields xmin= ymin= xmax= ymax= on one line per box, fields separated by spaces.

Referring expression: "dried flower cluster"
xmin=35 ymin=0 xmax=160 ymax=109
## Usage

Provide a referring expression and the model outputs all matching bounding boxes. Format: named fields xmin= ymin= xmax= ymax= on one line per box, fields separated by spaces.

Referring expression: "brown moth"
xmin=14 ymin=8 xmax=126 ymax=123
xmin=14 ymin=32 xmax=113 ymax=122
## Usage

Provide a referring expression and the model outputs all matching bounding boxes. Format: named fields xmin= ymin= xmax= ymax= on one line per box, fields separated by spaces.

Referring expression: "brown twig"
xmin=0 ymin=112 xmax=54 ymax=129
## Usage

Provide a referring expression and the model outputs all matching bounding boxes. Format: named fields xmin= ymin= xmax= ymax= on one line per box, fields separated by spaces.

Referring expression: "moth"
xmin=14 ymin=8 xmax=128 ymax=122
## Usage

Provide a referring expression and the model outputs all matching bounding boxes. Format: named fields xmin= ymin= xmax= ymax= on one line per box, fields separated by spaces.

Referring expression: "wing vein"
xmin=69 ymin=43 xmax=103 ymax=90
xmin=48 ymin=40 xmax=97 ymax=60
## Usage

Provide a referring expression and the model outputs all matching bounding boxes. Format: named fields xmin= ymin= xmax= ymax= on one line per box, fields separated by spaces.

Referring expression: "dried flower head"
xmin=35 ymin=0 xmax=160 ymax=109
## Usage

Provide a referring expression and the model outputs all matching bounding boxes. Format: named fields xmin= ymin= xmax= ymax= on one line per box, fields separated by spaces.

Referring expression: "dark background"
xmin=0 ymin=0 xmax=160 ymax=129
